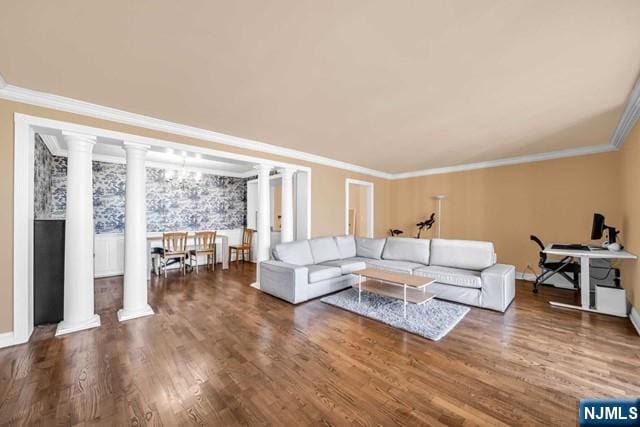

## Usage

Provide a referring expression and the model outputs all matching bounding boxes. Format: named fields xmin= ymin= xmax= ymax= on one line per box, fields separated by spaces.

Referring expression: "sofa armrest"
xmin=480 ymin=263 xmax=516 ymax=312
xmin=259 ymin=260 xmax=309 ymax=304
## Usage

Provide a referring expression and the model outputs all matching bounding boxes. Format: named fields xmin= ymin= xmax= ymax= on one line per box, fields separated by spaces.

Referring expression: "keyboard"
xmin=551 ymin=244 xmax=590 ymax=251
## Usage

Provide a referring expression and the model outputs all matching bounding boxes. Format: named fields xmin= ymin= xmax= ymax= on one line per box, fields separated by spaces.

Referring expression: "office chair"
xmin=530 ymin=235 xmax=580 ymax=293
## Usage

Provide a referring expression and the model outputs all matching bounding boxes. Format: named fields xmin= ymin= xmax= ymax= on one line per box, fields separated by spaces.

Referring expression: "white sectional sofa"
xmin=259 ymin=236 xmax=516 ymax=312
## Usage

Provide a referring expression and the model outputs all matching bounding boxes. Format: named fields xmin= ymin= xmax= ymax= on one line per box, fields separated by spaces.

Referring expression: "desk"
xmin=146 ymin=232 xmax=229 ymax=279
xmin=543 ymin=244 xmax=637 ymax=316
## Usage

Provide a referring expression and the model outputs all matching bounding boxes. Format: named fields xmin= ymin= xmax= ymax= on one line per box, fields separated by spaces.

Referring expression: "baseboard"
xmin=516 ymin=272 xmax=537 ymax=282
xmin=630 ymin=306 xmax=640 ymax=336
xmin=95 ymin=271 xmax=124 ymax=279
xmin=516 ymin=271 xmax=575 ymax=289
xmin=0 ymin=331 xmax=16 ymax=349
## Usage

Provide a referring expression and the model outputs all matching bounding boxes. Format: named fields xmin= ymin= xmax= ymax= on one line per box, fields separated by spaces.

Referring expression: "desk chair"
xmin=189 ymin=231 xmax=217 ymax=273
xmin=530 ymin=235 xmax=580 ymax=293
xmin=160 ymin=232 xmax=189 ymax=277
xmin=229 ymin=228 xmax=254 ymax=264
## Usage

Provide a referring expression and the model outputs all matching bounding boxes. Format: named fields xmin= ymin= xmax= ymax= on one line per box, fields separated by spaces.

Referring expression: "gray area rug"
xmin=321 ymin=288 xmax=470 ymax=341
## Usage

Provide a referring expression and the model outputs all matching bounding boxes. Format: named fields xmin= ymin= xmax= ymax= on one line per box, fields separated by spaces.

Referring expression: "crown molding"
xmin=0 ymin=83 xmax=628 ymax=181
xmin=390 ymin=144 xmax=617 ymax=180
xmin=37 ymin=133 xmax=65 ymax=156
xmin=0 ymin=73 xmax=6 ymax=89
xmin=0 ymin=84 xmax=391 ymax=179
xmin=610 ymin=77 xmax=640 ymax=148
xmin=37 ymin=133 xmax=248 ymax=178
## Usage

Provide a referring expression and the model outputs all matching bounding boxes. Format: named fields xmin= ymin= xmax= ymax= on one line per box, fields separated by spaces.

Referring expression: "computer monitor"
xmin=591 ymin=213 xmax=618 ymax=244
xmin=591 ymin=213 xmax=605 ymax=240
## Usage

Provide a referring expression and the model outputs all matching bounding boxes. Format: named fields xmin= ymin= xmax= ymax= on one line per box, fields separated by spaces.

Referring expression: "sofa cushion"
xmin=382 ymin=237 xmax=430 ymax=265
xmin=307 ymin=265 xmax=342 ymax=283
xmin=321 ymin=259 xmax=366 ymax=275
xmin=334 ymin=235 xmax=357 ymax=259
xmin=355 ymin=237 xmax=386 ymax=259
xmin=365 ymin=259 xmax=424 ymax=274
xmin=429 ymin=239 xmax=496 ymax=270
xmin=414 ymin=265 xmax=482 ymax=289
xmin=273 ymin=240 xmax=314 ymax=266
xmin=309 ymin=237 xmax=341 ymax=263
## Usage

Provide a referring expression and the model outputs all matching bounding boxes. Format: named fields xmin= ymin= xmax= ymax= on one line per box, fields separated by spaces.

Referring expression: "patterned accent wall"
xmin=33 ymin=135 xmax=55 ymax=219
xmin=51 ymin=156 xmax=68 ymax=219
xmin=46 ymin=155 xmax=247 ymax=234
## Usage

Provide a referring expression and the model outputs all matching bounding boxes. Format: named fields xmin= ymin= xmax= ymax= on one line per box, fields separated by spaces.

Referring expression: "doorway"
xmin=345 ymin=179 xmax=374 ymax=237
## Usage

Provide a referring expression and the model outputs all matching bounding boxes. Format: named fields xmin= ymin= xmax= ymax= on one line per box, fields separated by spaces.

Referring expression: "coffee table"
xmin=353 ymin=268 xmax=436 ymax=318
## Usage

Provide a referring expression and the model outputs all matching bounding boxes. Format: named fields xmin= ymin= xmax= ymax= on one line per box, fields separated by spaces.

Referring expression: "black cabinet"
xmin=34 ymin=219 xmax=65 ymax=325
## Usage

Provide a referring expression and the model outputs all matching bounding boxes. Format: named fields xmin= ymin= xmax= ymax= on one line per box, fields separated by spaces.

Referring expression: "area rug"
xmin=321 ymin=288 xmax=470 ymax=341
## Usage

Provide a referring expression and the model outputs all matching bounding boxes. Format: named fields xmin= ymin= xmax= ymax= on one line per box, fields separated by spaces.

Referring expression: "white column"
xmin=255 ymin=164 xmax=273 ymax=287
xmin=280 ymin=168 xmax=295 ymax=243
xmin=118 ymin=142 xmax=154 ymax=322
xmin=56 ymin=132 xmax=100 ymax=336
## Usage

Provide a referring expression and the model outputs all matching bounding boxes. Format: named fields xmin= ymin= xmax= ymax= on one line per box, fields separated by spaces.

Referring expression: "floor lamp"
xmin=432 ymin=195 xmax=445 ymax=238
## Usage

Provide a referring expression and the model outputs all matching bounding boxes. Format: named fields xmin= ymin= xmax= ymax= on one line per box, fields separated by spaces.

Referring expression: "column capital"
xmin=62 ymin=131 xmax=96 ymax=152
xmin=123 ymin=141 xmax=151 ymax=153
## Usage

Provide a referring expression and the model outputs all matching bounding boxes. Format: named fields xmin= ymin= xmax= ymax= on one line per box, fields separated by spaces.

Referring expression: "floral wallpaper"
xmin=34 ymin=135 xmax=55 ymax=219
xmin=37 ymin=141 xmax=247 ymax=233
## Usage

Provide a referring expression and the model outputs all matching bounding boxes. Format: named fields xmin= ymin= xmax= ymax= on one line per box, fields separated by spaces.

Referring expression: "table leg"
xmin=549 ymin=255 xmax=602 ymax=314
xmin=221 ymin=236 xmax=229 ymax=270
xmin=403 ymin=284 xmax=407 ymax=319
xmin=146 ymin=240 xmax=152 ymax=280
xmin=580 ymin=255 xmax=591 ymax=309
xmin=358 ymin=274 xmax=362 ymax=303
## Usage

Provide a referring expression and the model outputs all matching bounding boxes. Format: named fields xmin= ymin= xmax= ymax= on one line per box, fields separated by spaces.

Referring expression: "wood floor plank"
xmin=0 ymin=263 xmax=639 ymax=426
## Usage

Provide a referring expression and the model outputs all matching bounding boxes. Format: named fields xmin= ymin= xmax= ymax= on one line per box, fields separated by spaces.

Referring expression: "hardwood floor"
xmin=1 ymin=264 xmax=639 ymax=426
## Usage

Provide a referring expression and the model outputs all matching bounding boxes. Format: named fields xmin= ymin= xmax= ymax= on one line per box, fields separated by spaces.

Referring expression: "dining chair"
xmin=160 ymin=232 xmax=189 ymax=277
xmin=229 ymin=228 xmax=254 ymax=264
xmin=189 ymin=231 xmax=217 ymax=273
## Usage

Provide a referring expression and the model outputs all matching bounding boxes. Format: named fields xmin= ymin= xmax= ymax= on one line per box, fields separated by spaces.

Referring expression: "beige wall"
xmin=0 ymin=99 xmax=391 ymax=333
xmin=390 ymin=152 xmax=622 ymax=275
xmin=619 ymin=120 xmax=640 ymax=310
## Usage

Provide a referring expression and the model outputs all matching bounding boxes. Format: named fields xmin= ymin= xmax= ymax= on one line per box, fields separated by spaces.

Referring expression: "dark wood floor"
xmin=1 ymin=264 xmax=639 ymax=426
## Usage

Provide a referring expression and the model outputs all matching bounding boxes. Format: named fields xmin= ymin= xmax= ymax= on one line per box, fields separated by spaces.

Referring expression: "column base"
xmin=55 ymin=314 xmax=101 ymax=337
xmin=117 ymin=305 xmax=154 ymax=322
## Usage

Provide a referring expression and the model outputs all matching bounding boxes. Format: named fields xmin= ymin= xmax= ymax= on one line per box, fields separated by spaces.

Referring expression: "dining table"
xmin=146 ymin=232 xmax=230 ymax=279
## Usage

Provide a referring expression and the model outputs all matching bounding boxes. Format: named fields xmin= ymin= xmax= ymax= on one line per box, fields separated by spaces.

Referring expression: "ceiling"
xmin=2 ymin=1 xmax=640 ymax=174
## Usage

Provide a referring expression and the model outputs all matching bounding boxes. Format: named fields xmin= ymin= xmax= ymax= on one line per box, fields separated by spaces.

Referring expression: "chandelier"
xmin=164 ymin=157 xmax=203 ymax=184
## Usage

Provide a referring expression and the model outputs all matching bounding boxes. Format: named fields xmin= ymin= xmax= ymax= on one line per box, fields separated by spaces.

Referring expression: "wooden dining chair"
xmin=229 ymin=228 xmax=254 ymax=264
xmin=160 ymin=232 xmax=189 ymax=277
xmin=189 ymin=231 xmax=217 ymax=273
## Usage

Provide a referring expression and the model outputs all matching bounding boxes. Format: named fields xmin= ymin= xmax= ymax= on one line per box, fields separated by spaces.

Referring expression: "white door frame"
xmin=9 ymin=112 xmax=312 ymax=348
xmin=344 ymin=178 xmax=374 ymax=237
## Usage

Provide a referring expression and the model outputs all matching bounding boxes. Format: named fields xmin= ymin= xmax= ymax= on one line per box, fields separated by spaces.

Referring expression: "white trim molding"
xmin=391 ymin=144 xmax=617 ymax=180
xmin=630 ymin=306 xmax=640 ymax=336
xmin=610 ymin=77 xmax=640 ymax=148
xmin=38 ymin=134 xmax=250 ymax=178
xmin=1 ymin=84 xmax=389 ymax=179
xmin=2 ymin=83 xmax=635 ymax=181
xmin=344 ymin=179 xmax=375 ymax=238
